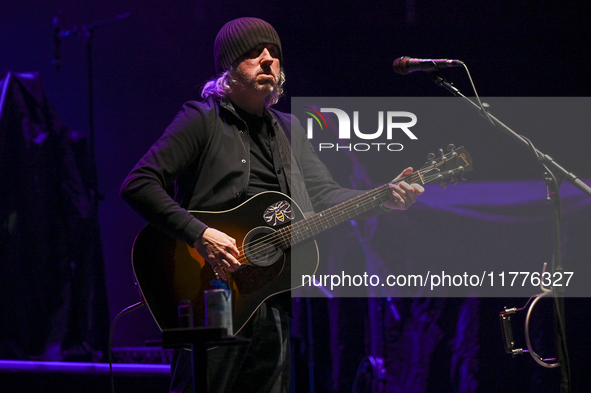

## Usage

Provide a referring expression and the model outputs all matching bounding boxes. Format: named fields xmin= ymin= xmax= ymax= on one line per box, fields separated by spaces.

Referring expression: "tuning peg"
xmin=438 ymin=148 xmax=444 ymax=157
xmin=440 ymin=182 xmax=447 ymax=189
xmin=427 ymin=152 xmax=435 ymax=160
xmin=447 ymin=144 xmax=455 ymax=151
xmin=450 ymin=178 xmax=459 ymax=185
xmin=455 ymin=167 xmax=467 ymax=181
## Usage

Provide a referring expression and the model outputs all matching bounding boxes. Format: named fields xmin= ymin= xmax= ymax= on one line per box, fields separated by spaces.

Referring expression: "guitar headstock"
xmin=419 ymin=144 xmax=473 ymax=188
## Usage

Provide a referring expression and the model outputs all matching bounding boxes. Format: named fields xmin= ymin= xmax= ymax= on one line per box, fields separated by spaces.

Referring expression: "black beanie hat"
xmin=214 ymin=17 xmax=282 ymax=74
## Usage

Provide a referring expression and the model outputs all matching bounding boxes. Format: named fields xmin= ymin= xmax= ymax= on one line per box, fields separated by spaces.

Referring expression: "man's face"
xmin=232 ymin=44 xmax=281 ymax=97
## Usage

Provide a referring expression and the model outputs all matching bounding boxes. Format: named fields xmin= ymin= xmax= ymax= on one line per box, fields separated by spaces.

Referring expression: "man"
xmin=120 ymin=17 xmax=424 ymax=393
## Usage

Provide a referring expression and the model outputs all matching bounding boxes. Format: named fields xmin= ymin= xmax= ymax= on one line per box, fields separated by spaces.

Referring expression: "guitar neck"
xmin=282 ymin=174 xmax=419 ymax=247
xmin=290 ymin=184 xmax=391 ymax=244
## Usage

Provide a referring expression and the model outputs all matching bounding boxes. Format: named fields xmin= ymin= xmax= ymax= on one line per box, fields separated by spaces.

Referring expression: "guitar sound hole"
xmin=243 ymin=227 xmax=283 ymax=267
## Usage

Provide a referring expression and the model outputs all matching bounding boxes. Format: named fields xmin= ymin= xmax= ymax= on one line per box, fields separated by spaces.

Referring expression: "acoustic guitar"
xmin=132 ymin=145 xmax=472 ymax=334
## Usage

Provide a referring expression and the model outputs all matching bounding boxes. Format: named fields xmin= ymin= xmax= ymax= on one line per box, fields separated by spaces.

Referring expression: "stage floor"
xmin=0 ymin=359 xmax=170 ymax=375
xmin=0 ymin=355 xmax=171 ymax=392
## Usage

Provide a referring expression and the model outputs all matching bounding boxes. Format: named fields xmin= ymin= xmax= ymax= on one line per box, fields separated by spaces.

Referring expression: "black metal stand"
xmin=54 ymin=11 xmax=132 ymax=207
xmin=545 ymin=172 xmax=571 ymax=392
xmin=429 ymin=71 xmax=590 ymax=393
xmin=157 ymin=327 xmax=249 ymax=392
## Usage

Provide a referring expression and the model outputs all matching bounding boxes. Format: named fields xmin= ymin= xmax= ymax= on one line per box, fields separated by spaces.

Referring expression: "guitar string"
xmin=231 ymin=172 xmax=454 ymax=267
xmin=233 ymin=171 xmax=421 ymax=263
xmin=231 ymin=170 xmax=433 ymax=265
xmin=227 ymin=150 xmax=467 ymax=265
xmin=286 ymin=171 xmax=450 ymax=244
xmin=231 ymin=183 xmax=393 ymax=265
xmin=231 ymin=160 xmax=462 ymax=266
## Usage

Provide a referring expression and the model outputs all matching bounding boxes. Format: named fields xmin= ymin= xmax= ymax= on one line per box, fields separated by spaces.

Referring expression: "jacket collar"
xmin=218 ymin=97 xmax=278 ymax=128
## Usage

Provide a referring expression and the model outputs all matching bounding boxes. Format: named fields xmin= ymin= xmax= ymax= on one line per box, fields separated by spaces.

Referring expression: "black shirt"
xmin=233 ymin=105 xmax=281 ymax=197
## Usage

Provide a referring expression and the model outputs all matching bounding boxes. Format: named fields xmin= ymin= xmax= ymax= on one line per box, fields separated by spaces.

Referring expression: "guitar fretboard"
xmin=273 ymin=169 xmax=425 ymax=249
xmin=289 ymin=184 xmax=391 ymax=245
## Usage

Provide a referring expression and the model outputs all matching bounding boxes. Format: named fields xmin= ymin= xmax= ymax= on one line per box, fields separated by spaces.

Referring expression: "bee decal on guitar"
xmin=263 ymin=200 xmax=294 ymax=226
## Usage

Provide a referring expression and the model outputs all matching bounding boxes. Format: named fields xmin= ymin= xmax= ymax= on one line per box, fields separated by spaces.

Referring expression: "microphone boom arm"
xmin=429 ymin=71 xmax=591 ymax=198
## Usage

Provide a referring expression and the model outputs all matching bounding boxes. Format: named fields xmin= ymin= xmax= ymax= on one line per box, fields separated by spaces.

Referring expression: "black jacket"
xmin=120 ymin=98 xmax=370 ymax=246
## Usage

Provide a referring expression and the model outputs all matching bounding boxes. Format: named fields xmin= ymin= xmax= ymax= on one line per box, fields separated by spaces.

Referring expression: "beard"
xmin=233 ymin=67 xmax=279 ymax=94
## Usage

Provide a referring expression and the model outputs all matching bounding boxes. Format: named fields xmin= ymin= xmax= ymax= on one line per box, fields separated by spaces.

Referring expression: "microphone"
xmin=52 ymin=12 xmax=62 ymax=70
xmin=393 ymin=56 xmax=463 ymax=75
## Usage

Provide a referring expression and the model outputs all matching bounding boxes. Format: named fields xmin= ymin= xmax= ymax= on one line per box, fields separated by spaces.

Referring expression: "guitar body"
xmin=132 ymin=191 xmax=319 ymax=334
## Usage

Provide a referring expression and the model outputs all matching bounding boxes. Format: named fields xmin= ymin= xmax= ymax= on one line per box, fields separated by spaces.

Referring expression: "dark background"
xmin=1 ymin=0 xmax=590 ymax=391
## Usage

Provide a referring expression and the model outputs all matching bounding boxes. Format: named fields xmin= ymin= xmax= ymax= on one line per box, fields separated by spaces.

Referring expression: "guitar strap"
xmin=271 ymin=114 xmax=316 ymax=219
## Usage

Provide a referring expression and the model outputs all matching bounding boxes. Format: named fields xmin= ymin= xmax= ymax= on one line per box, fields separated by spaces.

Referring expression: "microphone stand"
xmin=56 ymin=11 xmax=131 ymax=208
xmin=429 ymin=71 xmax=591 ymax=393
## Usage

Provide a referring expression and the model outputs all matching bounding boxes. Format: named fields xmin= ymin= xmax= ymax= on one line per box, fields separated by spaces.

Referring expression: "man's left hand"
xmin=382 ymin=167 xmax=425 ymax=211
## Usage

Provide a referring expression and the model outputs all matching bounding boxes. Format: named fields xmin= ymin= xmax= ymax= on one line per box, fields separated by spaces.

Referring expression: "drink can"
xmin=204 ymin=280 xmax=233 ymax=336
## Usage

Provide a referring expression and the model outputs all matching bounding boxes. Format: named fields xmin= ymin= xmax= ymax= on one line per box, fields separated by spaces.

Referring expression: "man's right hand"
xmin=194 ymin=228 xmax=241 ymax=281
